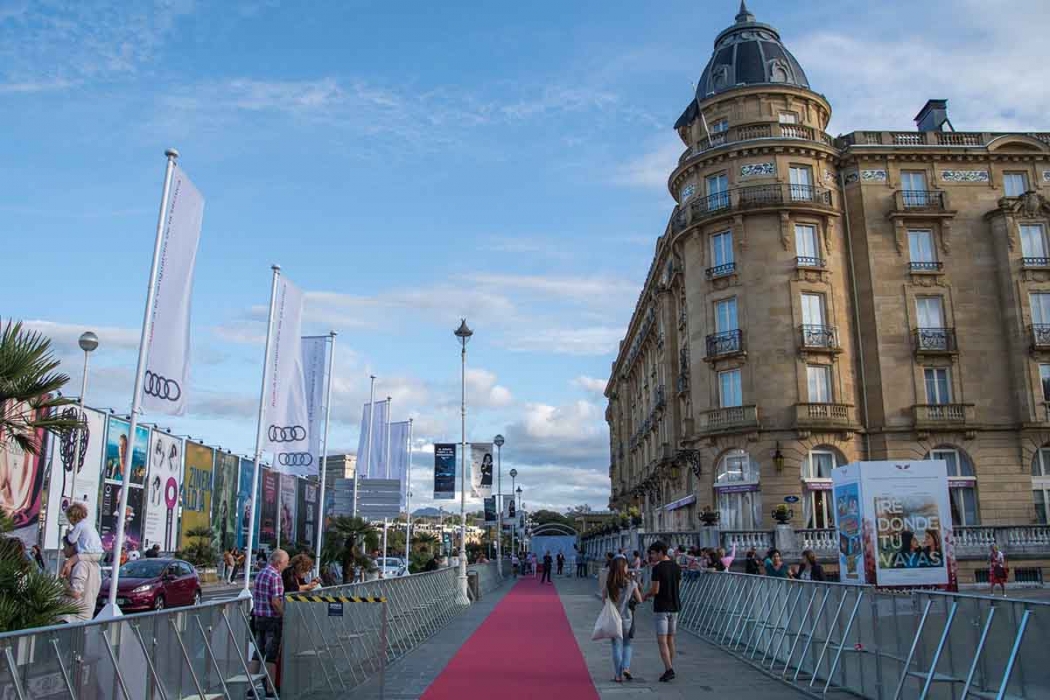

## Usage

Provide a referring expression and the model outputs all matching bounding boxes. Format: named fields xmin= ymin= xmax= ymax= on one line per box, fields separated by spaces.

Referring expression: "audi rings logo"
xmin=278 ymin=452 xmax=313 ymax=467
xmin=144 ymin=370 xmax=182 ymax=402
xmin=268 ymin=425 xmax=306 ymax=443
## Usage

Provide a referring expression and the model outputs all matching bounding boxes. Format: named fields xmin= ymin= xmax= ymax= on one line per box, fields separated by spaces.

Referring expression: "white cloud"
xmin=572 ymin=375 xmax=608 ymax=394
xmin=611 ymin=135 xmax=682 ymax=191
xmin=465 ymin=368 xmax=514 ymax=409
xmin=22 ymin=319 xmax=139 ymax=352
xmin=503 ymin=399 xmax=609 ymax=469
xmin=500 ymin=325 xmax=624 ymax=356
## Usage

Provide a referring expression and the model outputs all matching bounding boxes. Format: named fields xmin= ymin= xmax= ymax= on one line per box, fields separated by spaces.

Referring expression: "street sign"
xmin=784 ymin=496 xmax=800 ymax=503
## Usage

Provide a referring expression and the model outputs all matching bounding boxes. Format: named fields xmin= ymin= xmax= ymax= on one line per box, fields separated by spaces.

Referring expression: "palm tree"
xmin=0 ymin=319 xmax=78 ymax=454
xmin=412 ymin=532 xmax=439 ymax=553
xmin=178 ymin=525 xmax=218 ymax=568
xmin=320 ymin=516 xmax=377 ymax=583
xmin=0 ymin=514 xmax=79 ymax=632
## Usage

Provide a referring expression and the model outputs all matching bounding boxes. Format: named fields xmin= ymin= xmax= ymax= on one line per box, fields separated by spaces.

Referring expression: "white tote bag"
xmin=591 ymin=599 xmax=623 ymax=641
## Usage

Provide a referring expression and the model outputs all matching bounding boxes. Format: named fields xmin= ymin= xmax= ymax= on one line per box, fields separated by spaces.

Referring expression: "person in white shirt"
xmin=60 ymin=502 xmax=103 ymax=579
xmin=61 ymin=540 xmax=100 ymax=622
xmin=127 ymin=548 xmax=141 ymax=562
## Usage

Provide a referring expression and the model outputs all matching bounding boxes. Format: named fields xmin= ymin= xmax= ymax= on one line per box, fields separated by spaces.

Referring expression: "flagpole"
xmin=405 ymin=418 xmax=413 ymax=551
xmin=385 ymin=397 xmax=392 ymax=479
xmin=98 ymin=148 xmax=179 ymax=620
xmin=355 ymin=376 xmax=376 ymax=517
xmin=314 ymin=331 xmax=336 ymax=575
xmin=241 ymin=264 xmax=282 ymax=597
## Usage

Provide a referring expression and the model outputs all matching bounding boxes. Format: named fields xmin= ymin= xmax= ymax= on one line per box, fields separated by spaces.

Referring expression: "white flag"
xmin=387 ymin=421 xmax=410 ymax=482
xmin=471 ymin=442 xmax=493 ymax=498
xmin=263 ymin=277 xmax=309 ymax=473
xmin=299 ymin=336 xmax=328 ymax=476
xmin=141 ymin=166 xmax=204 ymax=415
xmin=355 ymin=400 xmax=388 ymax=478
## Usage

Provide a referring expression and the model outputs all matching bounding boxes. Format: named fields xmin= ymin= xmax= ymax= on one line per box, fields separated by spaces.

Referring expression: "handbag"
xmin=592 ymin=599 xmax=623 ymax=641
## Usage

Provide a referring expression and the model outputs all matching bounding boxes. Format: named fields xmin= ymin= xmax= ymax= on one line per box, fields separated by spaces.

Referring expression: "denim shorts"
xmin=253 ymin=616 xmax=283 ymax=663
xmin=654 ymin=611 xmax=678 ymax=636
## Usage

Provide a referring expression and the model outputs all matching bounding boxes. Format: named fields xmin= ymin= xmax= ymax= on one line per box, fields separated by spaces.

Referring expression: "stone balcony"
xmin=794 ymin=402 xmax=854 ymax=431
xmin=672 ymin=183 xmax=835 ymax=235
xmin=912 ymin=403 xmax=975 ymax=428
xmin=840 ymin=130 xmax=1050 ymax=148
xmin=678 ymin=122 xmax=835 ymax=164
xmin=696 ymin=405 xmax=759 ymax=437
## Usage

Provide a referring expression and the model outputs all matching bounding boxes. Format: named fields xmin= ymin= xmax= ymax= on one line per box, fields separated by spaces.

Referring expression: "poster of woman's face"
xmin=104 ymin=416 xmax=149 ymax=486
xmin=0 ymin=401 xmax=48 ymax=544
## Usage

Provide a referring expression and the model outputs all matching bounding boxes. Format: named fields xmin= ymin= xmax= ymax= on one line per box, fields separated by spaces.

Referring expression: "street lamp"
xmin=494 ymin=434 xmax=505 ymax=578
xmin=454 ymin=318 xmax=473 ymax=605
xmin=516 ymin=486 xmax=524 ymax=552
xmin=61 ymin=331 xmax=98 ymax=574
xmin=508 ymin=467 xmax=517 ymax=557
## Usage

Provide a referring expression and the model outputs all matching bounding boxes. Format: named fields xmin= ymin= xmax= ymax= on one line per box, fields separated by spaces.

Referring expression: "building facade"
xmin=606 ymin=3 xmax=1050 ymax=548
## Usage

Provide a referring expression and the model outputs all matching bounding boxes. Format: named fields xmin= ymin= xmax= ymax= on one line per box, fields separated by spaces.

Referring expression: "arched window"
xmin=1031 ymin=447 xmax=1050 ymax=523
xmin=714 ymin=449 xmax=761 ymax=529
xmin=926 ymin=446 xmax=979 ymax=526
xmin=802 ymin=446 xmax=843 ymax=528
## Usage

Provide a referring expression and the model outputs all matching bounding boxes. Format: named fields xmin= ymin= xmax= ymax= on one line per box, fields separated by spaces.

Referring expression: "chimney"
xmin=915 ymin=99 xmax=953 ymax=132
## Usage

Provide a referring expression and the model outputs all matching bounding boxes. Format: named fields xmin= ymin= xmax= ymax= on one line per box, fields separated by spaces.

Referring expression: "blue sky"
xmin=4 ymin=0 xmax=1048 ymax=512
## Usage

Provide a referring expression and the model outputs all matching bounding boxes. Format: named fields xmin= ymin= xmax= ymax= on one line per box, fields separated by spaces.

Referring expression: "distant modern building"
xmin=606 ymin=3 xmax=1050 ymax=543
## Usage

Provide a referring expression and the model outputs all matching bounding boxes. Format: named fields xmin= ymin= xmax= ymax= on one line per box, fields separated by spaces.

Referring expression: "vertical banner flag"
xmin=484 ymin=497 xmax=496 ymax=523
xmin=236 ymin=458 xmax=256 ymax=550
xmin=300 ymin=336 xmax=328 ymax=477
xmin=387 ymin=421 xmax=410 ymax=482
xmin=43 ymin=406 xmax=106 ymax=549
xmin=434 ymin=443 xmax=456 ymax=500
xmin=471 ymin=442 xmax=494 ymax=498
xmin=143 ymin=430 xmax=184 ymax=552
xmin=279 ymin=473 xmax=298 ymax=544
xmin=260 ymin=469 xmax=278 ymax=546
xmin=179 ymin=441 xmax=214 ymax=549
xmin=356 ymin=400 xmax=389 ymax=478
xmin=141 ymin=166 xmax=204 ymax=416
xmin=263 ymin=277 xmax=309 ymax=466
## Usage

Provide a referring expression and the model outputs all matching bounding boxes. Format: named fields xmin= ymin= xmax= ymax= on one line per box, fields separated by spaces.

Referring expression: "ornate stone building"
xmin=605 ymin=2 xmax=1050 ymax=541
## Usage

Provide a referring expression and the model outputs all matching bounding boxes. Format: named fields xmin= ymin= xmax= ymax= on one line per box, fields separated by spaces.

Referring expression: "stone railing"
xmin=840 ymin=130 xmax=1050 ymax=148
xmin=913 ymin=403 xmax=974 ymax=425
xmin=722 ymin=529 xmax=774 ymax=553
xmin=796 ymin=528 xmax=837 ymax=555
xmin=679 ymin=122 xmax=834 ymax=163
xmin=696 ymin=405 xmax=759 ymax=435
xmin=956 ymin=525 xmax=1050 ymax=557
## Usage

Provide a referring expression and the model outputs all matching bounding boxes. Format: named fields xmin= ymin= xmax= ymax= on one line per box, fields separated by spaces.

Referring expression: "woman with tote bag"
xmin=596 ymin=556 xmax=643 ymax=682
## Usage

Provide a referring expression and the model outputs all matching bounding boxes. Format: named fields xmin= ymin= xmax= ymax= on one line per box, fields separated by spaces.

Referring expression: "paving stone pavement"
xmin=554 ymin=575 xmax=810 ymax=699
xmin=352 ymin=576 xmax=517 ymax=699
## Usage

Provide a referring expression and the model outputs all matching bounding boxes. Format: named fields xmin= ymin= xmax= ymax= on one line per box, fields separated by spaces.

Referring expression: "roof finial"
xmin=736 ymin=0 xmax=755 ymax=23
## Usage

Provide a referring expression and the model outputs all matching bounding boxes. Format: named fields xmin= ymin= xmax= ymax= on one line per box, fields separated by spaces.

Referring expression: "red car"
xmin=97 ymin=558 xmax=202 ymax=612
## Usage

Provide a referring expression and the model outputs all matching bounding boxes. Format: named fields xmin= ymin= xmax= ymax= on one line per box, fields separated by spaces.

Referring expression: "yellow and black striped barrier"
xmin=286 ymin=594 xmax=387 ymax=603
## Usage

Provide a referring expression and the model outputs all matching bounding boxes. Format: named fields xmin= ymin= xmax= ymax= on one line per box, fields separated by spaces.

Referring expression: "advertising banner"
xmin=356 ymin=400 xmax=389 ymax=478
xmin=100 ymin=416 xmax=149 ymax=552
xmin=263 ymin=277 xmax=309 ymax=461
xmin=100 ymin=482 xmax=144 ymax=553
xmin=434 ymin=443 xmax=456 ymax=500
xmin=387 ymin=421 xmax=410 ymax=482
xmin=300 ymin=336 xmax=328 ymax=477
xmin=43 ymin=406 xmax=106 ymax=549
xmin=470 ymin=443 xmax=493 ymax=498
xmin=260 ymin=469 xmax=278 ymax=547
xmin=279 ymin=473 xmax=298 ymax=545
xmin=212 ymin=452 xmax=239 ymax=552
xmin=0 ymin=401 xmax=51 ymax=546
xmin=143 ymin=430 xmax=184 ymax=552
xmin=236 ymin=458 xmax=256 ymax=551
xmin=179 ymin=441 xmax=214 ymax=550
xmin=297 ymin=480 xmax=319 ymax=550
xmin=832 ymin=460 xmax=955 ymax=588
xmin=140 ymin=164 xmax=204 ymax=416
xmin=103 ymin=416 xmax=149 ymax=486
xmin=484 ymin=496 xmax=496 ymax=523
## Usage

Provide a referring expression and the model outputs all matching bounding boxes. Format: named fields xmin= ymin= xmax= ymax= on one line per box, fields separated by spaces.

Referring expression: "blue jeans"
xmin=611 ymin=636 xmax=633 ymax=678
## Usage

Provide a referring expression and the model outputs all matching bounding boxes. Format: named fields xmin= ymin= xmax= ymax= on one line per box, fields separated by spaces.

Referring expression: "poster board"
xmin=832 ymin=460 xmax=955 ymax=589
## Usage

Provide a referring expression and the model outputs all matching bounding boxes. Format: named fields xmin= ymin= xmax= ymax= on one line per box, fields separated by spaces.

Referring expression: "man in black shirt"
xmin=541 ymin=551 xmax=553 ymax=583
xmin=642 ymin=540 xmax=680 ymax=682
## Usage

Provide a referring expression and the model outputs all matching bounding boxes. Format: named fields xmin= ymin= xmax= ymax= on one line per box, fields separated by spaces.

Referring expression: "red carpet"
xmin=421 ymin=576 xmax=599 ymax=699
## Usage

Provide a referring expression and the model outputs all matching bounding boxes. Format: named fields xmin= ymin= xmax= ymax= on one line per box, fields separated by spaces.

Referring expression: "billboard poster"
xmin=279 ymin=473 xmax=297 ymax=545
xmin=484 ymin=496 xmax=496 ymax=523
xmin=832 ymin=460 xmax=955 ymax=588
xmin=434 ymin=443 xmax=456 ymax=500
xmin=0 ymin=401 xmax=51 ymax=546
xmin=470 ymin=443 xmax=493 ymax=498
xmin=237 ymin=458 xmax=256 ymax=550
xmin=211 ymin=452 xmax=239 ymax=552
xmin=43 ymin=406 xmax=107 ymax=549
xmin=260 ymin=468 xmax=278 ymax=547
xmin=179 ymin=442 xmax=214 ymax=550
xmin=99 ymin=480 xmax=145 ymax=552
xmin=103 ymin=416 xmax=149 ymax=486
xmin=143 ymin=430 xmax=184 ymax=552
xmin=296 ymin=480 xmax=318 ymax=550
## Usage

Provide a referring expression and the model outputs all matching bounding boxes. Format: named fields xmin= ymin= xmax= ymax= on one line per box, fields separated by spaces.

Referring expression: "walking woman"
xmin=988 ymin=544 xmax=1008 ymax=596
xmin=602 ymin=555 xmax=643 ymax=683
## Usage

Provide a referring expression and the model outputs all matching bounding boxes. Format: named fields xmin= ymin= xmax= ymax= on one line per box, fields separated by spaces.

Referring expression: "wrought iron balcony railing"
xmin=914 ymin=327 xmax=957 ymax=354
xmin=900 ymin=190 xmax=945 ymax=209
xmin=795 ymin=256 xmax=824 ymax=268
xmin=1033 ymin=324 xmax=1050 ymax=349
xmin=706 ymin=262 xmax=737 ymax=279
xmin=909 ymin=261 xmax=943 ymax=272
xmin=706 ymin=329 xmax=744 ymax=358
xmin=673 ymin=183 xmax=835 ymax=234
xmin=800 ymin=325 xmax=838 ymax=350
xmin=1023 ymin=257 xmax=1050 ymax=268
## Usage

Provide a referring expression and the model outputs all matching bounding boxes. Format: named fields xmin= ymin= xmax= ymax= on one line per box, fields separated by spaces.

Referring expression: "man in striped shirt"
xmin=251 ymin=549 xmax=289 ymax=697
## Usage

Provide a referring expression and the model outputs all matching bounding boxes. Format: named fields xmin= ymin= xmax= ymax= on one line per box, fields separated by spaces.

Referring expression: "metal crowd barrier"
xmin=281 ymin=567 xmax=463 ymax=699
xmin=0 ymin=597 xmax=264 ymax=700
xmin=681 ymin=572 xmax=1050 ymax=699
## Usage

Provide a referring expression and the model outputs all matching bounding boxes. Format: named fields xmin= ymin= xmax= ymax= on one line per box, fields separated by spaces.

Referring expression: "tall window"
xmin=779 ymin=112 xmax=798 ymax=124
xmin=803 ymin=449 xmax=838 ymax=528
xmin=706 ymin=172 xmax=729 ymax=210
xmin=1033 ymin=447 xmax=1050 ymax=524
xmin=715 ymin=450 xmax=761 ymax=529
xmin=930 ymin=447 xmax=979 ymax=526
xmin=807 ymin=365 xmax=832 ymax=403
xmin=924 ymin=367 xmax=951 ymax=405
xmin=789 ymin=165 xmax=813 ymax=200
xmin=1041 ymin=365 xmax=1050 ymax=402
xmin=916 ymin=296 xmax=945 ymax=329
xmin=710 ymin=118 xmax=729 ymax=134
xmin=801 ymin=293 xmax=825 ymax=327
xmin=901 ymin=171 xmax=930 ymax=206
xmin=908 ymin=230 xmax=936 ymax=264
xmin=715 ymin=297 xmax=738 ymax=332
xmin=795 ymin=224 xmax=819 ymax=262
xmin=1021 ymin=224 xmax=1047 ymax=260
xmin=1004 ymin=172 xmax=1029 ymax=197
xmin=710 ymin=230 xmax=734 ymax=269
xmin=1031 ymin=292 xmax=1050 ymax=326
xmin=719 ymin=369 xmax=742 ymax=408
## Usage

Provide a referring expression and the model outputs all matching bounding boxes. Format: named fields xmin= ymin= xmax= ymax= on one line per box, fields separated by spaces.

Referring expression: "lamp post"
xmin=493 ymin=434 xmax=504 ymax=578
xmin=509 ymin=468 xmax=518 ymax=557
xmin=60 ymin=332 xmax=98 ymax=574
xmin=516 ymin=486 xmax=524 ymax=551
xmin=453 ymin=319 xmax=472 ymax=604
